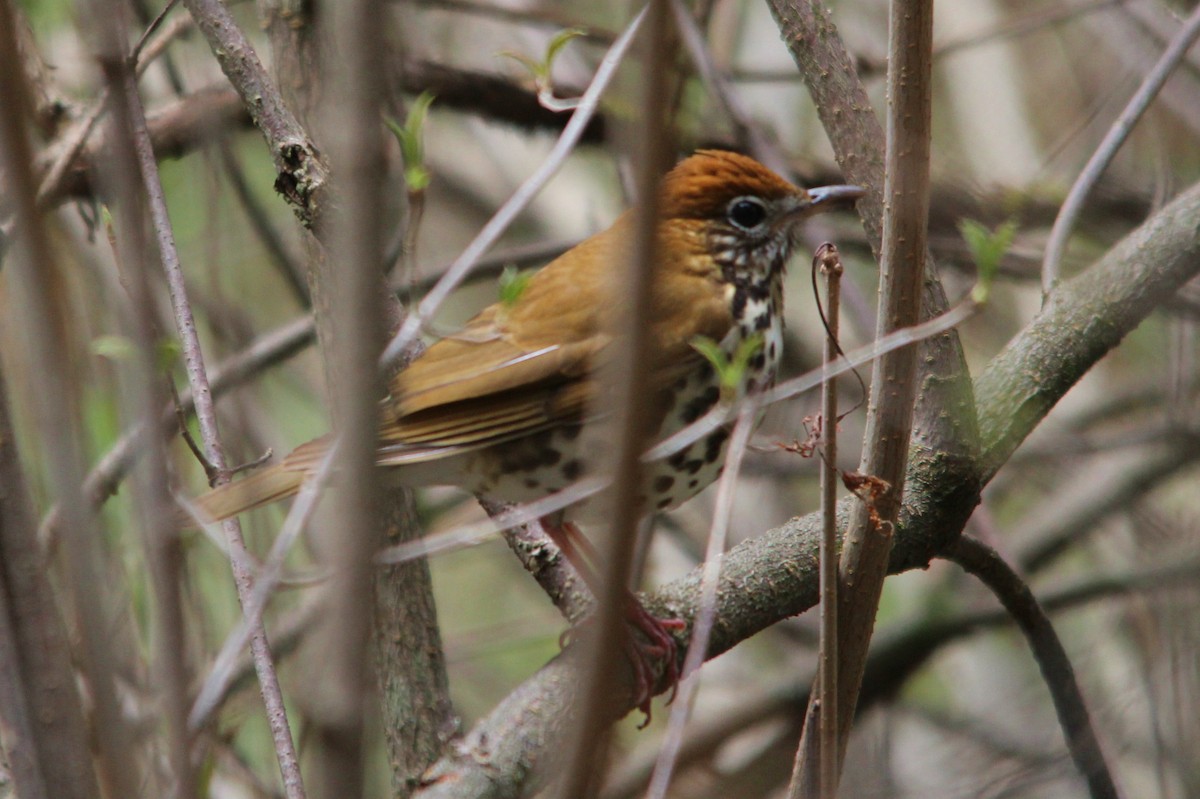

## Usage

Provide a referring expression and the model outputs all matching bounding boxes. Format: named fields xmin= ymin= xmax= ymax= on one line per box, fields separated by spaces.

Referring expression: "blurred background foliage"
xmin=2 ymin=0 xmax=1199 ymax=797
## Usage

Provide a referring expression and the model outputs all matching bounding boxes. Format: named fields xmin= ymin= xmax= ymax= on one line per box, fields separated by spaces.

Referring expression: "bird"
xmin=192 ymin=149 xmax=862 ymax=711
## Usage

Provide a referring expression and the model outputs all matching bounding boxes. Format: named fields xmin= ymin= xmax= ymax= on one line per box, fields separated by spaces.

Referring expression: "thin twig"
xmin=1041 ymin=4 xmax=1200 ymax=296
xmin=376 ymin=478 xmax=608 ymax=564
xmin=129 ymin=0 xmax=179 ymax=60
xmin=645 ymin=400 xmax=760 ymax=799
xmin=120 ymin=23 xmax=307 ymax=799
xmin=645 ymin=296 xmax=981 ymax=463
xmin=666 ymin=0 xmax=791 ymax=175
xmin=946 ymin=535 xmax=1122 ymax=799
xmin=408 ymin=0 xmax=617 ymax=42
xmin=791 ymin=243 xmax=844 ymax=799
xmin=109 ymin=34 xmax=198 ymax=793
xmin=379 ymin=6 xmax=648 ymax=367
xmin=188 ymin=445 xmax=339 ymax=729
xmin=555 ymin=9 xmax=668 ymax=790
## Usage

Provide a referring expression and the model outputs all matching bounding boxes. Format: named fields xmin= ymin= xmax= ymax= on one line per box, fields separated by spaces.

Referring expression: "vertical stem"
xmin=786 ymin=244 xmax=845 ymax=799
xmin=106 ymin=9 xmax=307 ymax=796
xmin=786 ymin=0 xmax=935 ymax=786
xmin=817 ymin=247 xmax=842 ymax=799
xmin=113 ymin=49 xmax=197 ymax=799
xmin=830 ymin=0 xmax=933 ymax=764
xmin=0 ymin=5 xmax=140 ymax=796
xmin=555 ymin=3 xmax=671 ymax=796
xmin=305 ymin=0 xmax=387 ymax=795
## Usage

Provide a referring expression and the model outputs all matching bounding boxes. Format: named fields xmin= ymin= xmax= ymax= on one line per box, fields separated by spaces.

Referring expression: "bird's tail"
xmin=187 ymin=464 xmax=305 ymax=524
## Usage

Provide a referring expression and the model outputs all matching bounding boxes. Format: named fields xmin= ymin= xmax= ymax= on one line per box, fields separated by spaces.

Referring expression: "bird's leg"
xmin=540 ymin=517 xmax=684 ymax=724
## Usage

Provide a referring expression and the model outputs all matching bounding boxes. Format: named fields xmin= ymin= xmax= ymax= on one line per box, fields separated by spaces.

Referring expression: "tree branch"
xmin=180 ymin=0 xmax=329 ymax=229
xmin=946 ymin=535 xmax=1121 ymax=799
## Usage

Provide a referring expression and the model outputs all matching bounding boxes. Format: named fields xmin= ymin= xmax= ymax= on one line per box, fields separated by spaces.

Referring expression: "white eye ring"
xmin=726 ymin=196 xmax=768 ymax=231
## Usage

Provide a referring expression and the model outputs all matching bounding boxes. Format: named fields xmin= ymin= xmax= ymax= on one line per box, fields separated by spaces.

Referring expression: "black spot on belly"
xmin=688 ymin=478 xmax=698 ymax=489
xmin=767 ymin=341 xmax=777 ymax=359
xmin=542 ymin=448 xmax=562 ymax=467
xmin=562 ymin=459 xmax=582 ymax=480
xmin=731 ymin=287 xmax=747 ymax=320
xmin=748 ymin=351 xmax=765 ymax=371
xmin=524 ymin=477 xmax=540 ymax=489
xmin=653 ymin=475 xmax=675 ymax=493
xmin=754 ymin=312 xmax=771 ymax=331
xmin=657 ymin=497 xmax=673 ymax=510
xmin=705 ymin=428 xmax=730 ymax=463
xmin=668 ymin=449 xmax=689 ymax=469
xmin=685 ymin=459 xmax=705 ymax=475
xmin=681 ymin=385 xmax=720 ymax=424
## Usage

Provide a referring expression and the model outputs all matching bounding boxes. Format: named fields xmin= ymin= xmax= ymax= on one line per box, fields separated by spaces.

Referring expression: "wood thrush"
xmin=192 ymin=150 xmax=861 ymax=710
xmin=195 ymin=150 xmax=861 ymax=522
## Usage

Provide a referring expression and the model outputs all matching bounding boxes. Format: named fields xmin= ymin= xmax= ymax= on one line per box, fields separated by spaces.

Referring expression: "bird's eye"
xmin=726 ymin=197 xmax=768 ymax=231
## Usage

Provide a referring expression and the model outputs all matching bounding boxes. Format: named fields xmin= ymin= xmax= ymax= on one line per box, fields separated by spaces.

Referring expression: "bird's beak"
xmin=805 ymin=184 xmax=866 ymax=211
xmin=772 ymin=184 xmax=864 ymax=236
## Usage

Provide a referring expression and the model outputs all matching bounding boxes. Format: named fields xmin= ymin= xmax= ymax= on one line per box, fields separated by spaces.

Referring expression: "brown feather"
xmin=190 ymin=464 xmax=306 ymax=522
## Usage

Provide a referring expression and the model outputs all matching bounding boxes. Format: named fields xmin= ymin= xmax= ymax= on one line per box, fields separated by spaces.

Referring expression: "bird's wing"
xmin=383 ymin=217 xmax=738 ymax=454
xmin=378 ymin=224 xmax=623 ymax=447
xmin=392 ymin=307 xmax=605 ymax=417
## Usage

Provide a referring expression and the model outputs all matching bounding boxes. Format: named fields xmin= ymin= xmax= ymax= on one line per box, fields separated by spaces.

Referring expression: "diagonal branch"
xmin=180 ymin=0 xmax=329 ymax=228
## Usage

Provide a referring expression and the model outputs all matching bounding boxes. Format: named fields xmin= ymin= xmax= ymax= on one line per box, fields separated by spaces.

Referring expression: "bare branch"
xmin=946 ymin=535 xmax=1122 ymax=799
xmin=180 ymin=0 xmax=329 ymax=228
xmin=1041 ymin=4 xmax=1200 ymax=295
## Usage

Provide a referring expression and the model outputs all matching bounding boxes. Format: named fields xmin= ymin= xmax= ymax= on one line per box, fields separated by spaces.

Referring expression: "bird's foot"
xmin=623 ymin=597 xmax=685 ymax=727
xmin=559 ymin=597 xmax=685 ymax=727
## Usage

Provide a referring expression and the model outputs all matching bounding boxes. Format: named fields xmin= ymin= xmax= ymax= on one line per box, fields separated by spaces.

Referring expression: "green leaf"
xmin=959 ymin=217 xmax=1017 ymax=304
xmin=156 ymin=339 xmax=182 ymax=372
xmin=498 ymin=28 xmax=587 ymax=88
xmin=728 ymin=333 xmax=765 ymax=387
xmin=498 ymin=265 xmax=533 ymax=308
xmin=497 ymin=50 xmax=547 ymax=81
xmin=691 ymin=336 xmax=728 ymax=373
xmin=92 ymin=334 xmax=135 ymax=361
xmin=691 ymin=333 xmax=765 ymax=398
xmin=93 ymin=335 xmax=181 ymax=373
xmin=545 ymin=28 xmax=587 ymax=65
xmin=385 ymin=92 xmax=435 ymax=193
